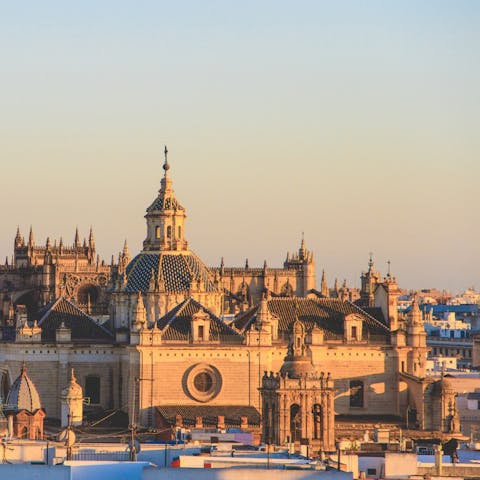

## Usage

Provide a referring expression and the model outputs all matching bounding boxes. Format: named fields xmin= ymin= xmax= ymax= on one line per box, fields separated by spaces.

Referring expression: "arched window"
xmin=313 ymin=404 xmax=322 ymax=439
xmin=167 ymin=226 xmax=172 ymax=238
xmin=350 ymin=380 xmax=364 ymax=407
xmin=290 ymin=404 xmax=302 ymax=442
xmin=178 ymin=226 xmax=182 ymax=238
xmin=155 ymin=226 xmax=161 ymax=239
xmin=77 ymin=284 xmax=100 ymax=305
xmin=85 ymin=375 xmax=101 ymax=404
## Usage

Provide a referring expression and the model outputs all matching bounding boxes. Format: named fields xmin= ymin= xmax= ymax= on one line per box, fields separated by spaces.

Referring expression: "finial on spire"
xmin=299 ymin=232 xmax=306 ymax=258
xmin=368 ymin=252 xmax=374 ymax=269
xmin=163 ymin=145 xmax=170 ymax=172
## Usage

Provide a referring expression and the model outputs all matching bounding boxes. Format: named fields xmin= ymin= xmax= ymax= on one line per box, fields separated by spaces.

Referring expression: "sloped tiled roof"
xmin=37 ymin=297 xmax=113 ymax=342
xmin=233 ymin=297 xmax=390 ymax=339
xmin=362 ymin=307 xmax=387 ymax=326
xmin=125 ymin=252 xmax=218 ymax=294
xmin=156 ymin=405 xmax=261 ymax=427
xmin=156 ymin=298 xmax=243 ymax=343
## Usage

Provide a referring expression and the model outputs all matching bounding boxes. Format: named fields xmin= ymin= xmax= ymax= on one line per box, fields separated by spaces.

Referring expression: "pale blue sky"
xmin=1 ymin=1 xmax=479 ymax=292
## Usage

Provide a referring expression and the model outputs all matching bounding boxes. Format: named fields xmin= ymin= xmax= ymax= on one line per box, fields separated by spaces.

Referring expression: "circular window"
xmin=184 ymin=363 xmax=222 ymax=402
xmin=194 ymin=372 xmax=213 ymax=392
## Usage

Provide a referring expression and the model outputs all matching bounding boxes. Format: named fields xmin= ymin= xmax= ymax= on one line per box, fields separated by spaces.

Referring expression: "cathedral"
xmin=0 ymin=148 xmax=460 ymax=449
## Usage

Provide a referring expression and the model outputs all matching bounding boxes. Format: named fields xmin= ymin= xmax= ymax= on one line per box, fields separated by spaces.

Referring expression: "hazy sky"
xmin=1 ymin=1 xmax=479 ymax=293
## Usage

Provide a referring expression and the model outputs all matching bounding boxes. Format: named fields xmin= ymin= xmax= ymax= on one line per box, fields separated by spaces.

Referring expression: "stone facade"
xmin=0 ymin=149 xmax=460 ymax=447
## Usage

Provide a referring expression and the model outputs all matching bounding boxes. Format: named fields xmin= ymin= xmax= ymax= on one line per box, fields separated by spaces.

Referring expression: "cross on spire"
xmin=163 ymin=145 xmax=170 ymax=173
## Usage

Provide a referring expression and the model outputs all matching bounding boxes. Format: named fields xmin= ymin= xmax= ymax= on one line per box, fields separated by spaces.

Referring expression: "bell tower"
xmin=143 ymin=146 xmax=188 ymax=252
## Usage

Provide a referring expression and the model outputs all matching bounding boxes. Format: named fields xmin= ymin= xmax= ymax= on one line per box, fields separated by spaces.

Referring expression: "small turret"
xmin=132 ymin=292 xmax=147 ymax=330
xmin=61 ymin=368 xmax=83 ymax=427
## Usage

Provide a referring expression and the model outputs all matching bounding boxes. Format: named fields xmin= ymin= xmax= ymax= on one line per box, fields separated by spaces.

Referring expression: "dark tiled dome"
xmin=6 ymin=364 xmax=42 ymax=413
xmin=125 ymin=251 xmax=218 ymax=293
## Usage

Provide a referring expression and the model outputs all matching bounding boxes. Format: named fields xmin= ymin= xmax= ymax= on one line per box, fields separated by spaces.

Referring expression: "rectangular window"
xmin=351 ymin=326 xmax=357 ymax=340
xmin=198 ymin=325 xmax=204 ymax=341
xmin=350 ymin=380 xmax=364 ymax=408
xmin=85 ymin=376 xmax=101 ymax=404
xmin=367 ymin=468 xmax=377 ymax=476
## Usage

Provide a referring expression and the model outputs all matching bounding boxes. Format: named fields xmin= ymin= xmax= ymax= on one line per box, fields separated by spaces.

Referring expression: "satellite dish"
xmin=58 ymin=428 xmax=76 ymax=447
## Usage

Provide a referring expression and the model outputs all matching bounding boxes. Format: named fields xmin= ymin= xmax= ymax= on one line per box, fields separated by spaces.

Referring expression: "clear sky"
xmin=1 ymin=1 xmax=479 ymax=293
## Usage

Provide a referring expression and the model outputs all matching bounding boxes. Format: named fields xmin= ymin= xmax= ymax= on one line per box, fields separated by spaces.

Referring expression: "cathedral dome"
xmin=125 ymin=251 xmax=218 ymax=294
xmin=280 ymin=318 xmax=316 ymax=379
xmin=6 ymin=364 xmax=42 ymax=413
xmin=281 ymin=355 xmax=316 ymax=379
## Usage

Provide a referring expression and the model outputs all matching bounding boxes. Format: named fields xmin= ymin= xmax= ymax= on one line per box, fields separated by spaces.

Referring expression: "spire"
xmin=88 ymin=226 xmax=95 ymax=251
xmin=333 ymin=278 xmax=339 ymax=297
xmin=245 ymin=258 xmax=249 ymax=269
xmin=133 ymin=292 xmax=146 ymax=329
xmin=74 ymin=227 xmax=80 ymax=248
xmin=409 ymin=295 xmax=422 ymax=325
xmin=46 ymin=237 xmax=51 ymax=249
xmin=123 ymin=239 xmax=130 ymax=258
xmin=14 ymin=226 xmax=22 ymax=247
xmin=158 ymin=144 xmax=173 ymax=195
xmin=28 ymin=226 xmax=34 ymax=247
xmin=163 ymin=145 xmax=170 ymax=173
xmin=368 ymin=252 xmax=374 ymax=271
xmin=143 ymin=146 xmax=188 ymax=252
xmin=321 ymin=269 xmax=329 ymax=297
